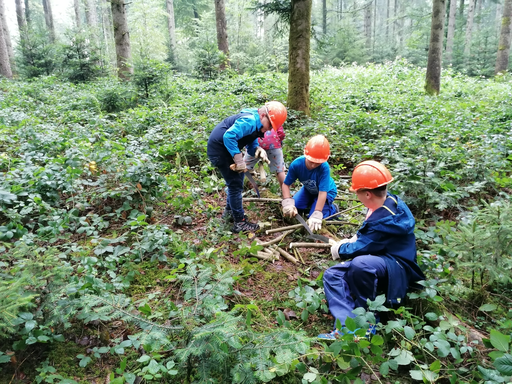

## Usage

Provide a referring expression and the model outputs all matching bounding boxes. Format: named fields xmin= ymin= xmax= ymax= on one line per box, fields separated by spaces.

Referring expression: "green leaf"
xmin=379 ymin=361 xmax=390 ymax=376
xmin=25 ymin=320 xmax=37 ymax=332
xmin=479 ymin=303 xmax=497 ymax=312
xmin=371 ymin=334 xmax=384 ymax=346
xmin=393 ymin=350 xmax=415 ymax=366
xmin=490 ymin=329 xmax=510 ymax=353
xmin=246 ymin=309 xmax=252 ymax=327
xmin=303 ymin=372 xmax=317 ymax=382
xmin=404 ymin=326 xmax=415 ymax=340
xmin=345 ymin=317 xmax=357 ymax=331
xmin=425 ymin=312 xmax=438 ymax=321
xmin=301 ymin=309 xmax=308 ymax=322
xmin=409 ymin=370 xmax=424 ymax=381
xmin=429 ymin=360 xmax=441 ymax=373
xmin=494 ymin=354 xmax=512 ymax=375
xmin=79 ymin=356 xmax=92 ymax=367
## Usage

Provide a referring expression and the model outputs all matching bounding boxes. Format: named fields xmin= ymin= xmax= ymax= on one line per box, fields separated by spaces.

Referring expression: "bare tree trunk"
xmin=74 ymin=0 xmax=81 ymax=28
xmin=15 ymin=0 xmax=26 ymax=31
xmin=111 ymin=0 xmax=132 ymax=80
xmin=393 ymin=0 xmax=397 ymax=38
xmin=496 ymin=1 xmax=502 ymax=36
xmin=24 ymin=0 xmax=30 ymax=24
xmin=0 ymin=9 xmax=12 ymax=79
xmin=287 ymin=0 xmax=312 ymax=115
xmin=495 ymin=0 xmax=512 ymax=74
xmin=101 ymin=0 xmax=114 ymax=67
xmin=459 ymin=0 xmax=464 ymax=18
xmin=373 ymin=0 xmax=377 ymax=53
xmin=386 ymin=0 xmax=390 ymax=40
xmin=322 ymin=0 xmax=327 ymax=34
xmin=42 ymin=0 xmax=56 ymax=42
xmin=364 ymin=2 xmax=372 ymax=48
xmin=214 ymin=0 xmax=229 ymax=68
xmin=464 ymin=0 xmax=476 ymax=56
xmin=166 ymin=0 xmax=177 ymax=61
xmin=85 ymin=0 xmax=98 ymax=27
xmin=0 ymin=0 xmax=13 ymax=66
xmin=445 ymin=0 xmax=457 ymax=63
xmin=425 ymin=0 xmax=446 ymax=95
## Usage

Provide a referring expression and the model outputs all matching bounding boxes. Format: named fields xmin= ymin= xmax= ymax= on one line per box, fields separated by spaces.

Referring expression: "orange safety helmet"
xmin=265 ymin=101 xmax=287 ymax=131
xmin=349 ymin=160 xmax=394 ymax=192
xmin=304 ymin=135 xmax=330 ymax=163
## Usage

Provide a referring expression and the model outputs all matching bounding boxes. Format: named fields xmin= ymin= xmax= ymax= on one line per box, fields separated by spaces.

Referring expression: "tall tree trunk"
xmin=0 ymin=0 xmax=13 ymax=66
xmin=287 ymin=0 xmax=312 ymax=115
xmin=102 ymin=0 xmax=114 ymax=66
xmin=85 ymin=0 xmax=98 ymax=27
xmin=495 ymin=0 xmax=512 ymax=74
xmin=425 ymin=0 xmax=446 ymax=95
xmin=214 ymin=0 xmax=229 ymax=68
xmin=464 ymin=0 xmax=475 ymax=56
xmin=338 ymin=0 xmax=343 ymax=22
xmin=0 ymin=9 xmax=12 ymax=79
xmin=386 ymin=0 xmax=390 ymax=41
xmin=24 ymin=0 xmax=30 ymax=24
xmin=322 ymin=0 xmax=327 ymax=34
xmin=445 ymin=0 xmax=457 ymax=63
xmin=166 ymin=0 xmax=177 ymax=61
xmin=459 ymin=0 xmax=464 ymax=18
xmin=111 ymin=0 xmax=132 ymax=80
xmin=373 ymin=0 xmax=377 ymax=53
xmin=42 ymin=0 xmax=56 ymax=42
xmin=193 ymin=6 xmax=199 ymax=19
xmin=74 ymin=0 xmax=81 ymax=28
xmin=15 ymin=0 xmax=26 ymax=31
xmin=364 ymin=2 xmax=372 ymax=48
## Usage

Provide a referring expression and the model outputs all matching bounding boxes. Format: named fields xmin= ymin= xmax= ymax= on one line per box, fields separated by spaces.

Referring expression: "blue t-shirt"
xmin=284 ymin=156 xmax=337 ymax=200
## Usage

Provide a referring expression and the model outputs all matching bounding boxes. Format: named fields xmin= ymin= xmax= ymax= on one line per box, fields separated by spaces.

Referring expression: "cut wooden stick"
xmin=324 ymin=204 xmax=364 ymax=221
xmin=276 ymin=247 xmax=298 ymax=264
xmin=293 ymin=248 xmax=305 ymax=264
xmin=254 ymin=251 xmax=274 ymax=261
xmin=244 ymin=198 xmax=281 ymax=203
xmin=266 ymin=224 xmax=302 ymax=234
xmin=289 ymin=242 xmax=332 ymax=249
xmin=325 ymin=221 xmax=359 ymax=226
xmin=257 ymin=230 xmax=294 ymax=246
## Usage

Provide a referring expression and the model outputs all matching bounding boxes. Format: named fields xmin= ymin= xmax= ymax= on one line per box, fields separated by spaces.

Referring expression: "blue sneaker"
xmin=317 ymin=329 xmax=342 ymax=340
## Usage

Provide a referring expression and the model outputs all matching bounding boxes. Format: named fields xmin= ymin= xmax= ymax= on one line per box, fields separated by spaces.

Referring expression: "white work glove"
xmin=282 ymin=198 xmax=298 ymax=218
xmin=232 ymin=153 xmax=247 ymax=173
xmin=255 ymin=147 xmax=270 ymax=164
xmin=349 ymin=234 xmax=358 ymax=243
xmin=307 ymin=210 xmax=323 ymax=232
xmin=330 ymin=239 xmax=350 ymax=260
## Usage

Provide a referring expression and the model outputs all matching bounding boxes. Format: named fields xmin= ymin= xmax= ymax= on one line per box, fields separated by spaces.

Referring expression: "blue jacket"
xmin=337 ymin=193 xmax=425 ymax=305
xmin=207 ymin=108 xmax=263 ymax=163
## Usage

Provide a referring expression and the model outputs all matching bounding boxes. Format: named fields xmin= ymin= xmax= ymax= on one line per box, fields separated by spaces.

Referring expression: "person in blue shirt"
xmin=318 ymin=160 xmax=425 ymax=340
xmin=207 ymin=101 xmax=287 ymax=233
xmin=281 ymin=135 xmax=338 ymax=232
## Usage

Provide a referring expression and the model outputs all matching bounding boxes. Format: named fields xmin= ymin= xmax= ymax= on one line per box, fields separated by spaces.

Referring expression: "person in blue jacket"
xmin=281 ymin=135 xmax=338 ymax=232
xmin=207 ymin=101 xmax=287 ymax=233
xmin=318 ymin=160 xmax=425 ymax=340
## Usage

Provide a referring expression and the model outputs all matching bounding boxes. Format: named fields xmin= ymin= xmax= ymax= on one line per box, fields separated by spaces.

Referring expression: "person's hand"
xmin=232 ymin=153 xmax=247 ymax=173
xmin=307 ymin=210 xmax=323 ymax=232
xmin=255 ymin=147 xmax=270 ymax=164
xmin=330 ymin=239 xmax=350 ymax=260
xmin=349 ymin=234 xmax=358 ymax=243
xmin=282 ymin=198 xmax=298 ymax=218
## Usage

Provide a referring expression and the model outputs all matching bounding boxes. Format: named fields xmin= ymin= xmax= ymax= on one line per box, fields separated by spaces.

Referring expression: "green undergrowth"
xmin=1 ymin=61 xmax=512 ymax=383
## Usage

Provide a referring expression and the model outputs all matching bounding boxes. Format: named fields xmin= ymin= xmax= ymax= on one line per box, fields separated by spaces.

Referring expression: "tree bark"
xmin=214 ymin=0 xmax=229 ymax=68
xmin=15 ymin=0 xmax=26 ymax=31
xmin=0 ymin=9 xmax=12 ymax=79
xmin=373 ymin=0 xmax=377 ymax=53
xmin=24 ymin=0 xmax=30 ymax=24
xmin=0 ymin=0 xmax=14 ymax=65
xmin=166 ymin=0 xmax=177 ymax=62
xmin=464 ymin=0 xmax=476 ymax=56
xmin=386 ymin=0 xmax=389 ymax=41
xmin=322 ymin=0 xmax=327 ymax=34
xmin=85 ymin=0 xmax=98 ymax=27
xmin=445 ymin=0 xmax=457 ymax=63
xmin=42 ymin=0 xmax=56 ymax=42
xmin=364 ymin=1 xmax=372 ymax=49
xmin=459 ymin=0 xmax=464 ymax=18
xmin=495 ymin=0 xmax=512 ymax=74
xmin=287 ymin=0 xmax=312 ymax=115
xmin=111 ymin=0 xmax=133 ymax=80
xmin=74 ymin=0 xmax=81 ymax=28
xmin=425 ymin=0 xmax=446 ymax=95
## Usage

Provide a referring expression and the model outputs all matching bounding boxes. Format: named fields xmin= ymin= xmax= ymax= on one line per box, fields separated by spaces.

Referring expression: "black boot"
xmin=232 ymin=217 xmax=259 ymax=233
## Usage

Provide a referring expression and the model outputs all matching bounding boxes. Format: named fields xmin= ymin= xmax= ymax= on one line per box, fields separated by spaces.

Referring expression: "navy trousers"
xmin=293 ymin=187 xmax=338 ymax=218
xmin=323 ymin=255 xmax=387 ymax=329
xmin=209 ymin=156 xmax=245 ymax=222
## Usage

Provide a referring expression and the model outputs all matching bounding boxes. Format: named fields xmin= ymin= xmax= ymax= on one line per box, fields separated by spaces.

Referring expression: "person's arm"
xmin=277 ymin=125 xmax=285 ymax=142
xmin=314 ymin=191 xmax=327 ymax=212
xmin=222 ymin=115 xmax=258 ymax=157
xmin=337 ymin=229 xmax=386 ymax=259
xmin=282 ymin=183 xmax=292 ymax=199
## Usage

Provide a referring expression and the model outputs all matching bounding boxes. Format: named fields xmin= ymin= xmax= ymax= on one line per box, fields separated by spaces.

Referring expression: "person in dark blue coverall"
xmin=207 ymin=101 xmax=287 ymax=233
xmin=318 ymin=160 xmax=425 ymax=340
